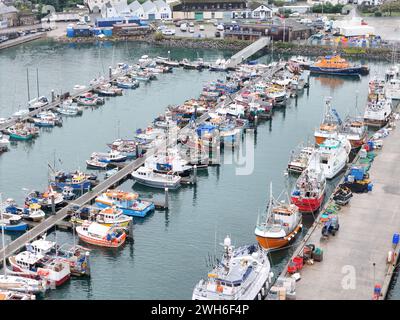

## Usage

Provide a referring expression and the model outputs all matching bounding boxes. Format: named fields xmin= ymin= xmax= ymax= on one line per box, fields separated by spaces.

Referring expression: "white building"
xmin=128 ymin=0 xmax=145 ymax=18
xmin=154 ymin=0 xmax=172 ymax=20
xmin=142 ymin=0 xmax=158 ymax=20
xmin=250 ymin=3 xmax=273 ymax=19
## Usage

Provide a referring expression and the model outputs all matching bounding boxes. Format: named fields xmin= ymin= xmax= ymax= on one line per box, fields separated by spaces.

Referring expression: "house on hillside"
xmin=129 ymin=0 xmax=145 ymax=18
xmin=0 ymin=2 xmax=18 ymax=27
xmin=142 ymin=0 xmax=158 ymax=20
xmin=154 ymin=0 xmax=172 ymax=19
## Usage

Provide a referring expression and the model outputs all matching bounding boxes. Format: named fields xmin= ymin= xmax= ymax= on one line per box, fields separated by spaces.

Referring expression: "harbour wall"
xmin=56 ymin=34 xmax=394 ymax=61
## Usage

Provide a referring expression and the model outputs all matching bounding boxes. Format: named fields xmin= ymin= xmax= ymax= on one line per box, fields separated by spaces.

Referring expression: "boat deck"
xmin=284 ymin=119 xmax=400 ymax=300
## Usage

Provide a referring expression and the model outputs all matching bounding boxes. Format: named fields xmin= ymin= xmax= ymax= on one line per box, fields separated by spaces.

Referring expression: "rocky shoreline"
xmin=56 ymin=35 xmax=392 ymax=61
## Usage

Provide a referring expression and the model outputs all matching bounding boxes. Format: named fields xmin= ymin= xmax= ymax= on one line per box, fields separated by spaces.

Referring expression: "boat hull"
xmin=55 ymin=181 xmax=91 ymax=191
xmin=310 ymin=66 xmax=363 ymax=76
xmin=9 ymin=133 xmax=33 ymax=141
xmin=1 ymin=223 xmax=28 ymax=232
xmin=132 ymin=176 xmax=181 ymax=190
xmin=291 ymin=193 xmax=324 ymax=213
xmin=95 ymin=201 xmax=155 ymax=218
xmin=77 ymin=233 xmax=126 ymax=248
xmin=256 ymin=224 xmax=302 ymax=250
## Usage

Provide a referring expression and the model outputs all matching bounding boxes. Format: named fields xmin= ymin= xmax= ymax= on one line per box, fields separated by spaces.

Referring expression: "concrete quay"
xmin=290 ymin=121 xmax=400 ymax=300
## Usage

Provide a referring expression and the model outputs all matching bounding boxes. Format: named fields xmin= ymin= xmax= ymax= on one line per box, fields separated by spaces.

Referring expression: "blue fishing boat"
xmin=52 ymin=171 xmax=93 ymax=190
xmin=95 ymin=190 xmax=155 ymax=218
xmin=0 ymin=212 xmax=28 ymax=232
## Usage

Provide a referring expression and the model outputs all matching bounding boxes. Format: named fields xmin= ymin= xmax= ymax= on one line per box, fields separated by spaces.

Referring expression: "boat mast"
xmin=36 ymin=68 xmax=40 ymax=98
xmin=0 ymin=193 xmax=7 ymax=278
xmin=26 ymin=69 xmax=31 ymax=102
xmin=266 ymin=182 xmax=274 ymax=223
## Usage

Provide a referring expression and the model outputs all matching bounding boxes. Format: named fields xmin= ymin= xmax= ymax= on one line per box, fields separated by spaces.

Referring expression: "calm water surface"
xmin=0 ymin=39 xmax=395 ymax=299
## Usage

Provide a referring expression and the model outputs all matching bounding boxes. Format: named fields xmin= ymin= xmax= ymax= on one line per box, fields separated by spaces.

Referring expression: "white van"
xmin=216 ymin=24 xmax=224 ymax=31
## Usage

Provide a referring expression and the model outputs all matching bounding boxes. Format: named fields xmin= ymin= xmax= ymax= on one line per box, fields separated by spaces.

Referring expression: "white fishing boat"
xmin=317 ymin=135 xmax=350 ymax=179
xmin=86 ymin=158 xmax=108 ymax=170
xmin=340 ymin=116 xmax=367 ymax=149
xmin=363 ymin=98 xmax=392 ymax=127
xmin=0 ymin=134 xmax=10 ymax=152
xmin=91 ymin=150 xmax=127 ymax=163
xmin=131 ymin=166 xmax=181 ymax=189
xmin=8 ymin=251 xmax=71 ymax=287
xmin=27 ymin=96 xmax=49 ymax=112
xmin=145 ymin=148 xmax=192 ymax=176
xmin=192 ymin=236 xmax=273 ymax=300
xmin=287 ymin=145 xmax=315 ymax=174
xmin=26 ymin=236 xmax=91 ymax=277
xmin=0 ymin=290 xmax=36 ymax=300
xmin=76 ymin=221 xmax=127 ymax=248
xmin=385 ymin=78 xmax=400 ymax=100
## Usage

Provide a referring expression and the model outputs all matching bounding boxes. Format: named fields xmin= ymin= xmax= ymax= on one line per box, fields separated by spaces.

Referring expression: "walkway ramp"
xmin=227 ymin=36 xmax=271 ymax=69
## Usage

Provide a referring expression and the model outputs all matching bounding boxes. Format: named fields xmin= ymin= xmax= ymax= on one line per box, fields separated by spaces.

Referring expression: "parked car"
xmin=216 ymin=24 xmax=224 ymax=31
xmin=215 ymin=31 xmax=221 ymax=38
xmin=199 ymin=25 xmax=205 ymax=31
xmin=189 ymin=22 xmax=194 ymax=27
xmin=289 ymin=12 xmax=300 ymax=17
xmin=157 ymin=25 xmax=167 ymax=31
xmin=189 ymin=27 xmax=195 ymax=33
xmin=162 ymin=28 xmax=176 ymax=36
xmin=175 ymin=20 xmax=187 ymax=27
xmin=180 ymin=23 xmax=188 ymax=32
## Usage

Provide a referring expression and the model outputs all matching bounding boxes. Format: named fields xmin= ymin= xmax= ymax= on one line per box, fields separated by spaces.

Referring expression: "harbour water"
xmin=0 ymin=39 xmax=395 ymax=299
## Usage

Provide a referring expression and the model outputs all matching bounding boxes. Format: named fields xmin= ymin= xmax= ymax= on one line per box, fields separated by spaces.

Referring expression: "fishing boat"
xmin=8 ymin=251 xmax=71 ymax=287
xmin=76 ymin=93 xmax=105 ymax=107
xmin=5 ymin=201 xmax=45 ymax=222
xmin=52 ymin=171 xmax=92 ymax=191
xmin=73 ymin=207 xmax=132 ymax=227
xmin=0 ymin=212 xmax=28 ymax=231
xmin=26 ymin=236 xmax=91 ymax=277
xmin=192 ymin=236 xmax=273 ymax=300
xmin=0 ymin=275 xmax=46 ymax=294
xmin=86 ymin=158 xmax=108 ymax=170
xmin=0 ymin=290 xmax=36 ymax=300
xmin=209 ymin=59 xmax=228 ymax=72
xmin=62 ymin=186 xmax=75 ymax=200
xmin=12 ymin=109 xmax=30 ymax=119
xmin=26 ymin=187 xmax=65 ymax=211
xmin=6 ymin=124 xmax=35 ymax=141
xmin=340 ymin=117 xmax=368 ymax=149
xmin=27 ymin=96 xmax=49 ymax=112
xmin=131 ymin=166 xmax=181 ymax=189
xmin=115 ymin=77 xmax=139 ymax=89
xmin=317 ymin=136 xmax=351 ymax=179
xmin=314 ymin=98 xmax=342 ymax=145
xmin=363 ymin=97 xmax=392 ymax=127
xmin=33 ymin=117 xmax=55 ymax=128
xmin=0 ymin=134 xmax=10 ymax=152
xmin=289 ymin=56 xmax=313 ymax=70
xmin=94 ymin=84 xmax=123 ymax=96
xmin=95 ymin=190 xmax=155 ymax=217
xmin=287 ymin=145 xmax=315 ymax=174
xmin=107 ymin=139 xmax=138 ymax=158
xmin=76 ymin=221 xmax=127 ymax=248
xmin=91 ymin=150 xmax=127 ymax=163
xmin=57 ymin=103 xmax=83 ymax=116
xmin=155 ymin=56 xmax=180 ymax=67
xmin=255 ymin=184 xmax=302 ymax=250
xmin=310 ymin=54 xmax=368 ymax=76
xmin=291 ymin=153 xmax=326 ymax=213
xmin=145 ymin=148 xmax=193 ymax=176
xmin=385 ymin=78 xmax=400 ymax=101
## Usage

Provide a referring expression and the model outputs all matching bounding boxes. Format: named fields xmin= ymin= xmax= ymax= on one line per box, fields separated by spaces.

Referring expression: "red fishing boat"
xmin=291 ymin=152 xmax=326 ymax=213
